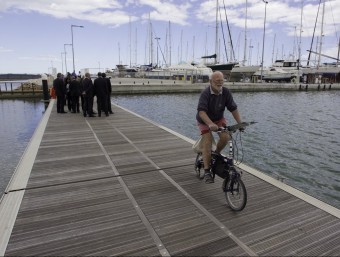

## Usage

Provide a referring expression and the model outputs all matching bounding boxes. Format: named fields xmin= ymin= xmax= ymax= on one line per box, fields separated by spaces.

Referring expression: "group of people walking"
xmin=53 ymin=72 xmax=113 ymax=117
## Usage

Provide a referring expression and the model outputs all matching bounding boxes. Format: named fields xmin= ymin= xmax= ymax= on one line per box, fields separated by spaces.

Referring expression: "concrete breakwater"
xmin=108 ymin=78 xmax=339 ymax=94
xmin=0 ymin=78 xmax=339 ymax=99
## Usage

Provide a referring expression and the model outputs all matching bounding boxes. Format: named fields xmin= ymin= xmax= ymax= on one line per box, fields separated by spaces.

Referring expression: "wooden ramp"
xmin=1 ymin=99 xmax=339 ymax=256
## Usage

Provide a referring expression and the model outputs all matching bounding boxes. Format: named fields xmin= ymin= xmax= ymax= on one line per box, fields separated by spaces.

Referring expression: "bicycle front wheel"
xmin=225 ymin=177 xmax=247 ymax=211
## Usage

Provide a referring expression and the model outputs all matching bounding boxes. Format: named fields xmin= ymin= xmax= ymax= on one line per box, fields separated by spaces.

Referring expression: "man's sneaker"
xmin=204 ymin=171 xmax=214 ymax=184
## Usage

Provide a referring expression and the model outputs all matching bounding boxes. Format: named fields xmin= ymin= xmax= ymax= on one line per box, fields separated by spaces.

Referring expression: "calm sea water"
xmin=0 ymin=99 xmax=45 ymax=195
xmin=1 ymin=91 xmax=339 ymax=209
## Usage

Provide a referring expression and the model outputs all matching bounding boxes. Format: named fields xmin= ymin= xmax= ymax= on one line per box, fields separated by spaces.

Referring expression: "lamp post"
xmin=64 ymin=43 xmax=72 ymax=73
xmin=260 ymin=0 xmax=268 ymax=83
xmin=71 ymin=24 xmax=84 ymax=74
xmin=155 ymin=37 xmax=160 ymax=68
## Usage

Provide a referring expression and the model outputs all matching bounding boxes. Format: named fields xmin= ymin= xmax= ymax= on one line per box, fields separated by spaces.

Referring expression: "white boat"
xmin=229 ymin=64 xmax=261 ymax=82
xmin=167 ymin=62 xmax=212 ymax=77
xmin=254 ymin=67 xmax=298 ymax=83
xmin=138 ymin=62 xmax=212 ymax=82
xmin=252 ymin=59 xmax=300 ymax=83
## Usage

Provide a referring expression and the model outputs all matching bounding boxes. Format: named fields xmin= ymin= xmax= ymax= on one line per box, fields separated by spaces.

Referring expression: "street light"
xmin=260 ymin=0 xmax=268 ymax=83
xmin=155 ymin=37 xmax=160 ymax=68
xmin=71 ymin=24 xmax=84 ymax=74
xmin=64 ymin=43 xmax=72 ymax=73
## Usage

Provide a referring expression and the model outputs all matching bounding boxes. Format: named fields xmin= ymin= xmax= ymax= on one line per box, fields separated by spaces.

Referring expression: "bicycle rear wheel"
xmin=194 ymin=153 xmax=204 ymax=179
xmin=225 ymin=177 xmax=247 ymax=211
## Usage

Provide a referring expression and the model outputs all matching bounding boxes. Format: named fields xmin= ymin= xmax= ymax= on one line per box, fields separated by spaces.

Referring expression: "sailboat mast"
xmin=169 ymin=21 xmax=172 ymax=66
xmin=307 ymin=0 xmax=322 ymax=66
xmin=135 ymin=28 xmax=137 ymax=66
xmin=149 ymin=13 xmax=154 ymax=65
xmin=337 ymin=37 xmax=340 ymax=66
xmin=298 ymin=0 xmax=303 ymax=79
xmin=215 ymin=0 xmax=219 ymax=64
xmin=129 ymin=16 xmax=131 ymax=68
xmin=272 ymin=34 xmax=276 ymax=64
xmin=243 ymin=0 xmax=248 ymax=66
xmin=181 ymin=29 xmax=184 ymax=62
xmin=192 ymin=36 xmax=195 ymax=62
xmin=317 ymin=0 xmax=325 ymax=68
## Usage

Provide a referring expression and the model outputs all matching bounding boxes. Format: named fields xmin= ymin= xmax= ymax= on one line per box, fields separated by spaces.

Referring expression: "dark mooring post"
xmin=42 ymin=79 xmax=50 ymax=110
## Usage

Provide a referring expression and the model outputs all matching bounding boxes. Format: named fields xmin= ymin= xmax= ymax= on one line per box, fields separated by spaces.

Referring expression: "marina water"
xmin=0 ymin=98 xmax=45 ymax=195
xmin=0 ymin=91 xmax=339 ymax=208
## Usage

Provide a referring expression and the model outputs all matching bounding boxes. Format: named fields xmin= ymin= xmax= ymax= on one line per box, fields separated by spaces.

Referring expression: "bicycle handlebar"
xmin=217 ymin=121 xmax=257 ymax=133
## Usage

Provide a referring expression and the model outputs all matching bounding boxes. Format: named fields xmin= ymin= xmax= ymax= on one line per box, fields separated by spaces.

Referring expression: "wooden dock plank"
xmin=6 ymin=179 xmax=159 ymax=256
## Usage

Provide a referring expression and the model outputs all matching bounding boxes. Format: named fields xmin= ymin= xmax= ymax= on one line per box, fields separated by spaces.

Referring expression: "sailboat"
xmin=229 ymin=0 xmax=261 ymax=82
xmin=201 ymin=0 xmax=238 ymax=78
xmin=301 ymin=0 xmax=340 ymax=83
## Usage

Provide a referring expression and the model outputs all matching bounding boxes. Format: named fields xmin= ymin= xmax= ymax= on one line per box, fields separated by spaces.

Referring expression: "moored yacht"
xmin=254 ymin=67 xmax=298 ymax=83
xmin=253 ymin=59 xmax=300 ymax=83
xmin=229 ymin=64 xmax=261 ymax=82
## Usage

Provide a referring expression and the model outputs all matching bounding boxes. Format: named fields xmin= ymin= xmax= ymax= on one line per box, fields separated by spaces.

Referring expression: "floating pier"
xmin=0 ymin=100 xmax=339 ymax=256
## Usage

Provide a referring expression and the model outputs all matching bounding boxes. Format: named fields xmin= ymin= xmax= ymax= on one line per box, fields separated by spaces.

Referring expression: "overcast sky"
xmin=0 ymin=0 xmax=339 ymax=74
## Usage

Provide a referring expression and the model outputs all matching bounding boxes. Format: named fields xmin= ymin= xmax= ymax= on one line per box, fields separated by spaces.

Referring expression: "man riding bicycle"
xmin=196 ymin=71 xmax=243 ymax=184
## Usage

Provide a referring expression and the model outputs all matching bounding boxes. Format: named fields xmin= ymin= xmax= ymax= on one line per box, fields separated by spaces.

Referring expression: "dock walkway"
xmin=0 ymin=100 xmax=339 ymax=256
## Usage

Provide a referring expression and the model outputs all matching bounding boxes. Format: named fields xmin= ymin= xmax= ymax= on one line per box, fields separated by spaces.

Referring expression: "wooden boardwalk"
xmin=1 ymin=99 xmax=339 ymax=256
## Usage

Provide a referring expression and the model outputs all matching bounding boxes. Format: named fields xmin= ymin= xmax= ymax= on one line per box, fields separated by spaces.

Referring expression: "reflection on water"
xmin=112 ymin=91 xmax=340 ymax=208
xmin=0 ymin=99 xmax=44 ymax=195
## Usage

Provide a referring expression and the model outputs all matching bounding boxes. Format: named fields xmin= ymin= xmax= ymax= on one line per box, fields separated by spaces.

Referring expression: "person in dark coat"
xmin=53 ymin=73 xmax=67 ymax=113
xmin=79 ymin=75 xmax=85 ymax=113
xmin=69 ymin=76 xmax=82 ymax=113
xmin=102 ymin=72 xmax=113 ymax=114
xmin=64 ymin=73 xmax=72 ymax=111
xmin=82 ymin=72 xmax=95 ymax=117
xmin=93 ymin=72 xmax=109 ymax=117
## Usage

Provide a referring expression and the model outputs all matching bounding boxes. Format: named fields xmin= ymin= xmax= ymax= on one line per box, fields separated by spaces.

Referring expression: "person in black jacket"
xmin=69 ymin=76 xmax=82 ymax=113
xmin=82 ymin=72 xmax=95 ymax=117
xmin=79 ymin=75 xmax=85 ymax=113
xmin=53 ymin=73 xmax=67 ymax=113
xmin=64 ymin=73 xmax=72 ymax=111
xmin=93 ymin=72 xmax=109 ymax=117
xmin=102 ymin=72 xmax=113 ymax=114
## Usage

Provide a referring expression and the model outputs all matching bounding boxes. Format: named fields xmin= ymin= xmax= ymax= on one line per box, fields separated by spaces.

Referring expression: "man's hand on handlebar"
xmin=239 ymin=126 xmax=245 ymax=132
xmin=208 ymin=124 xmax=219 ymax=132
